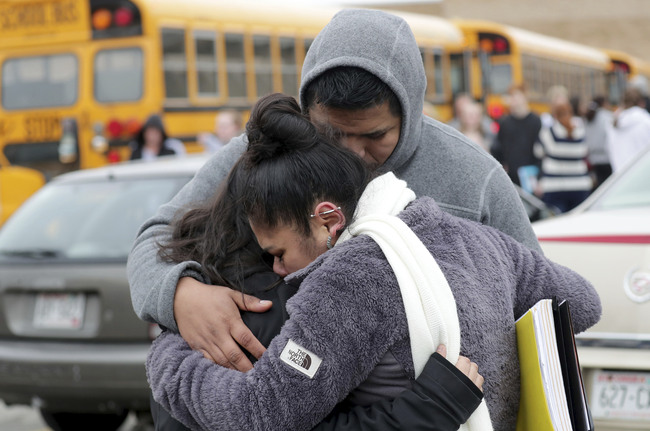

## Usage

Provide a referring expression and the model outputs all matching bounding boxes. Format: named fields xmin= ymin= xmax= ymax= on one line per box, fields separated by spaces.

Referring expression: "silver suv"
xmin=0 ymin=155 xmax=209 ymax=431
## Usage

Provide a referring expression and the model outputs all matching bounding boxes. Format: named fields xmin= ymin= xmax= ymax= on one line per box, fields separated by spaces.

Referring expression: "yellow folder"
xmin=516 ymin=299 xmax=573 ymax=431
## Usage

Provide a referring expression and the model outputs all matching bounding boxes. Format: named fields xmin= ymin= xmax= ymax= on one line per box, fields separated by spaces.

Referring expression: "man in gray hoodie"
xmin=128 ymin=9 xmax=540 ymax=371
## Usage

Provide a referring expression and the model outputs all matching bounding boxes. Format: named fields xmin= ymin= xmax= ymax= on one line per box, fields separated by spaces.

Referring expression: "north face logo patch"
xmin=280 ymin=339 xmax=322 ymax=378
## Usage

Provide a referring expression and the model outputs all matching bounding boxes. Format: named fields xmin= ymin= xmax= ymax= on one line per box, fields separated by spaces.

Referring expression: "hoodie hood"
xmin=299 ymin=9 xmax=426 ymax=172
xmin=136 ymin=114 xmax=169 ymax=145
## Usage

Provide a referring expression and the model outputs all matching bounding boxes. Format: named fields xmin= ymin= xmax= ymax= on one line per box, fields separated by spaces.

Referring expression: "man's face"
xmin=308 ymin=102 xmax=401 ymax=170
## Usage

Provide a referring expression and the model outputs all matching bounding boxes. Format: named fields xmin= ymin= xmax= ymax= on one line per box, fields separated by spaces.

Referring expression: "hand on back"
xmin=174 ymin=277 xmax=272 ymax=371
xmin=436 ymin=345 xmax=484 ymax=392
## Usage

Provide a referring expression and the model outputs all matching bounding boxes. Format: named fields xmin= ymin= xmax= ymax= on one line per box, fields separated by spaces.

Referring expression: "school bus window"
xmin=420 ymin=48 xmax=432 ymax=99
xmin=542 ymin=58 xmax=552 ymax=95
xmin=253 ymin=35 xmax=273 ymax=97
xmin=531 ymin=57 xmax=544 ymax=98
xmin=162 ymin=28 xmax=188 ymax=99
xmin=280 ymin=37 xmax=298 ymax=97
xmin=450 ymin=53 xmax=467 ymax=95
xmin=194 ymin=30 xmax=219 ymax=97
xmin=2 ymin=54 xmax=78 ymax=110
xmin=488 ymin=63 xmax=512 ymax=95
xmin=433 ymin=51 xmax=444 ymax=98
xmin=225 ymin=33 xmax=247 ymax=99
xmin=94 ymin=48 xmax=143 ymax=103
xmin=522 ymin=55 xmax=533 ymax=95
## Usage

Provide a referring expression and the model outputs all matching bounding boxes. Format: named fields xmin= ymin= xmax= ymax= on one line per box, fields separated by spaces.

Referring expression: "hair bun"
xmin=245 ymin=93 xmax=317 ymax=166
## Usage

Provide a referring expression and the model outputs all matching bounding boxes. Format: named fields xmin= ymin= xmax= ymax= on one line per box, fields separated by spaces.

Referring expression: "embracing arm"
xmin=481 ymin=164 xmax=542 ymax=254
xmin=127 ymin=137 xmax=246 ymax=330
xmin=127 ymin=138 xmax=270 ymax=369
xmin=313 ymin=350 xmax=483 ymax=431
xmin=148 ymin=333 xmax=483 ymax=431
xmin=496 ymin=228 xmax=602 ymax=333
xmin=147 ymin=254 xmax=415 ymax=431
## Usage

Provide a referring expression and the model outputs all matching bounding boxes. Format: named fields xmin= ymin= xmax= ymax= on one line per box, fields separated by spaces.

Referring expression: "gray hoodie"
xmin=128 ymin=9 xmax=540 ymax=332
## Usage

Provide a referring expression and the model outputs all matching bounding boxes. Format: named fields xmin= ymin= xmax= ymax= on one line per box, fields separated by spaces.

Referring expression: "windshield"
xmin=591 ymin=150 xmax=650 ymax=211
xmin=2 ymin=54 xmax=78 ymax=110
xmin=0 ymin=176 xmax=189 ymax=260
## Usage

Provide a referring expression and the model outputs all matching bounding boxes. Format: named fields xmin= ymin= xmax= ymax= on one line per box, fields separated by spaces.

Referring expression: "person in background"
xmin=198 ymin=110 xmax=244 ymax=153
xmin=130 ymin=114 xmax=185 ymax=161
xmin=535 ymin=98 xmax=592 ymax=212
xmin=448 ymin=92 xmax=495 ymax=147
xmin=628 ymin=75 xmax=650 ymax=115
xmin=491 ymin=84 xmax=541 ymax=187
xmin=584 ymin=95 xmax=613 ymax=189
xmin=541 ymin=85 xmax=570 ymax=128
xmin=457 ymin=100 xmax=491 ymax=152
xmin=607 ymin=87 xmax=650 ymax=173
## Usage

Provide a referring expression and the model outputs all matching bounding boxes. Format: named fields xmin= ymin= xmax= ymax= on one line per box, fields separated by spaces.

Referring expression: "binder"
xmin=515 ymin=298 xmax=594 ymax=431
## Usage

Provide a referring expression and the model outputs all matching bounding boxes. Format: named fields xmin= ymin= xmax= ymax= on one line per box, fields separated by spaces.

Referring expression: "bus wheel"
xmin=39 ymin=409 xmax=129 ymax=431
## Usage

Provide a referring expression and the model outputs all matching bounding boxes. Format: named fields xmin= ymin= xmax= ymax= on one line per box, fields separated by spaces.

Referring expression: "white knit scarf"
xmin=337 ymin=172 xmax=493 ymax=431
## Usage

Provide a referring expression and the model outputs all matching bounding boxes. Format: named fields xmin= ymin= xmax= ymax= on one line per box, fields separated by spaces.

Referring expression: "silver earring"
xmin=310 ymin=207 xmax=341 ymax=218
xmin=327 ymin=235 xmax=333 ymax=250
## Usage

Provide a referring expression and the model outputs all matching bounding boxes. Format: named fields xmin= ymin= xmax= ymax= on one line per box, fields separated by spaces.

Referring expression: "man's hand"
xmin=174 ymin=277 xmax=272 ymax=371
xmin=436 ymin=345 xmax=484 ymax=392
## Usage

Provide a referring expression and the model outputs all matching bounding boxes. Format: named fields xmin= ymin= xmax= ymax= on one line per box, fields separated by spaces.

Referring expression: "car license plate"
xmin=590 ymin=370 xmax=650 ymax=420
xmin=33 ymin=293 xmax=85 ymax=329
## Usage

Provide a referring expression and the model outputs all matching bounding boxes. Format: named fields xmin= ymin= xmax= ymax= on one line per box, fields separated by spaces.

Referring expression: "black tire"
xmin=40 ymin=409 xmax=129 ymax=431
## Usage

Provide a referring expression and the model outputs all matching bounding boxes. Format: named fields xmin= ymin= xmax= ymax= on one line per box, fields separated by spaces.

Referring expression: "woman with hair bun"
xmin=148 ymin=93 xmax=600 ymax=431
xmin=152 ymin=94 xmax=485 ymax=431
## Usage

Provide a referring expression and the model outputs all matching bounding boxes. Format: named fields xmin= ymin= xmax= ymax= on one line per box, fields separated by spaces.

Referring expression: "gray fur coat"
xmin=147 ymin=197 xmax=601 ymax=431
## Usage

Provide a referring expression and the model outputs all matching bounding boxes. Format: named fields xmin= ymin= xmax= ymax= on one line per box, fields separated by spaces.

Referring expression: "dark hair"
xmin=585 ymin=95 xmax=606 ymax=123
xmin=241 ymin=93 xmax=372 ymax=236
xmin=570 ymin=95 xmax=582 ymax=118
xmin=303 ymin=67 xmax=402 ymax=118
xmin=159 ymin=167 xmax=271 ymax=290
xmin=159 ymin=93 xmax=371 ymax=287
xmin=623 ymin=87 xmax=643 ymax=109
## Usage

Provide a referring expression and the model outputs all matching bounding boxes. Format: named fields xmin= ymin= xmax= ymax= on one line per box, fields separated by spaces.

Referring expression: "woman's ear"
xmin=312 ymin=201 xmax=346 ymax=237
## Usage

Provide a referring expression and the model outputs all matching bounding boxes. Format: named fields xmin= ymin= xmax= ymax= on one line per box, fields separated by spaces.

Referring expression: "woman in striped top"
xmin=535 ymin=99 xmax=593 ymax=213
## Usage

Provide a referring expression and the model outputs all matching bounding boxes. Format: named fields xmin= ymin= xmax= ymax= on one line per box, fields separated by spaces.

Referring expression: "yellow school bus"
xmin=0 ymin=0 xmax=466 ymax=180
xmin=452 ymin=19 xmax=610 ymax=118
xmin=603 ymin=49 xmax=650 ymax=106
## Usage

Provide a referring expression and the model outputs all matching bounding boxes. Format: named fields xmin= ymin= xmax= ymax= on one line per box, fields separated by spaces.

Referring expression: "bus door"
xmin=80 ymin=37 xmax=156 ymax=166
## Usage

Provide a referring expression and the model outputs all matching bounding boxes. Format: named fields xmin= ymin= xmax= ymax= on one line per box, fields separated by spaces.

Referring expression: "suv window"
xmin=592 ymin=151 xmax=650 ymax=211
xmin=0 ymin=176 xmax=189 ymax=260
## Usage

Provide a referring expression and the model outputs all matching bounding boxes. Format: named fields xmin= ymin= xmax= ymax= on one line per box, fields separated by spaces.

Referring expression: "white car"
xmin=533 ymin=148 xmax=650 ymax=431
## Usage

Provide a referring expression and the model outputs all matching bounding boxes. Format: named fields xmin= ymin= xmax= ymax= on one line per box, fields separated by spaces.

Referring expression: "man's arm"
xmin=127 ymin=137 xmax=270 ymax=369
